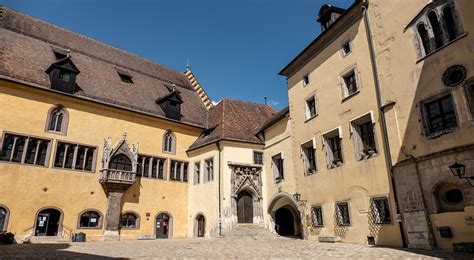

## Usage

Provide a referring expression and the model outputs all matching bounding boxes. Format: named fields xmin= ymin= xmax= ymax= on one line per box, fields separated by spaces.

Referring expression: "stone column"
xmin=103 ymin=191 xmax=125 ymax=241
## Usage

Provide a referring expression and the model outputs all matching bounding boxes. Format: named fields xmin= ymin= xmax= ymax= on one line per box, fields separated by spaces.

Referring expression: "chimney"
xmin=317 ymin=4 xmax=346 ymax=32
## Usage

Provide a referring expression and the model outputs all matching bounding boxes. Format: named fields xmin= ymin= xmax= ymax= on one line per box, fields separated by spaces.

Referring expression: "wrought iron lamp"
xmin=293 ymin=192 xmax=307 ymax=204
xmin=449 ymin=162 xmax=473 ymax=187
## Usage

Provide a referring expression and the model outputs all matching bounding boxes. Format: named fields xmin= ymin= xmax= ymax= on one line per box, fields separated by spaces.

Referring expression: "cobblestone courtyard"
xmin=1 ymin=237 xmax=473 ymax=259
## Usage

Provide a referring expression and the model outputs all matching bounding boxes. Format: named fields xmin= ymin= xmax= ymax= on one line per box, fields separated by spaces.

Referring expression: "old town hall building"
xmin=0 ymin=0 xmax=473 ymax=251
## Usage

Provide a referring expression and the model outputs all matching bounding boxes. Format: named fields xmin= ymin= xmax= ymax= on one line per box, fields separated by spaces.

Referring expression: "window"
xmin=423 ymin=95 xmax=457 ymax=135
xmin=205 ymin=158 xmax=213 ymax=182
xmin=163 ymin=130 xmax=176 ymax=154
xmin=335 ymin=202 xmax=350 ymax=226
xmin=305 ymin=96 xmax=317 ymax=120
xmin=311 ymin=206 xmax=323 ymax=227
xmin=194 ymin=162 xmax=201 ymax=185
xmin=46 ymin=105 xmax=69 ymax=134
xmin=272 ymin=153 xmax=284 ymax=181
xmin=170 ymin=160 xmax=182 ymax=181
xmin=183 ymin=162 xmax=189 ymax=182
xmin=0 ymin=206 xmax=8 ymax=232
xmin=411 ymin=1 xmax=463 ymax=58
xmin=118 ymin=72 xmax=133 ymax=84
xmin=109 ymin=154 xmax=132 ymax=171
xmin=0 ymin=133 xmax=51 ymax=166
xmin=351 ymin=113 xmax=377 ymax=160
xmin=253 ymin=151 xmax=263 ymax=165
xmin=136 ymin=155 xmax=166 ymax=179
xmin=303 ymin=74 xmax=309 ymax=87
xmin=342 ymin=41 xmax=352 ymax=56
xmin=79 ymin=210 xmax=101 ymax=228
xmin=323 ymin=128 xmax=343 ymax=168
xmin=53 ymin=141 xmax=96 ymax=171
xmin=370 ymin=197 xmax=391 ymax=224
xmin=301 ymin=141 xmax=316 ymax=175
xmin=58 ymin=71 xmax=71 ymax=82
xmin=466 ymin=82 xmax=474 ymax=115
xmin=121 ymin=213 xmax=138 ymax=229
xmin=342 ymin=69 xmax=358 ymax=98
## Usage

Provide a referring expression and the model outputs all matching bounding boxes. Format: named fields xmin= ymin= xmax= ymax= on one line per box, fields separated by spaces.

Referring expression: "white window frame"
xmin=340 ymin=65 xmax=361 ymax=100
xmin=350 ymin=111 xmax=377 ymax=161
xmin=303 ymin=74 xmax=310 ymax=87
xmin=194 ymin=161 xmax=201 ymax=185
xmin=305 ymin=95 xmax=318 ymax=121
xmin=271 ymin=153 xmax=284 ymax=182
xmin=341 ymin=39 xmax=352 ymax=57
xmin=322 ymin=126 xmax=343 ymax=169
xmin=204 ymin=158 xmax=214 ymax=182
xmin=300 ymin=139 xmax=317 ymax=176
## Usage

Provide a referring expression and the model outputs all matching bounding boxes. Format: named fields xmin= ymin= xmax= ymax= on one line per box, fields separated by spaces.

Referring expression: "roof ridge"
xmin=220 ymin=97 xmax=273 ymax=109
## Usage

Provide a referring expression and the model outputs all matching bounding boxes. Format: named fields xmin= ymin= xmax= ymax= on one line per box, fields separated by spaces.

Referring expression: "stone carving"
xmin=230 ymin=164 xmax=263 ymax=199
xmin=101 ymin=132 xmax=138 ymax=172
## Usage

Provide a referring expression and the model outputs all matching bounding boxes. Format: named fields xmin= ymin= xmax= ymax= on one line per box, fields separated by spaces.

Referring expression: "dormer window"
xmin=45 ymin=57 xmax=80 ymax=94
xmin=317 ymin=4 xmax=345 ymax=32
xmin=155 ymin=88 xmax=183 ymax=121
xmin=59 ymin=71 xmax=71 ymax=82
xmin=117 ymin=69 xmax=134 ymax=84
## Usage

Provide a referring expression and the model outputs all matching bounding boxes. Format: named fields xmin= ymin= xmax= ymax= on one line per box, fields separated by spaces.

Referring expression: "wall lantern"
xmin=293 ymin=192 xmax=307 ymax=204
xmin=449 ymin=162 xmax=473 ymax=187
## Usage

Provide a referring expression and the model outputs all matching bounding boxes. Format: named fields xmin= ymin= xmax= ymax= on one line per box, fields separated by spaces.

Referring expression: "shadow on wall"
xmin=333 ymin=209 xmax=348 ymax=239
xmin=0 ymin=243 xmax=124 ymax=259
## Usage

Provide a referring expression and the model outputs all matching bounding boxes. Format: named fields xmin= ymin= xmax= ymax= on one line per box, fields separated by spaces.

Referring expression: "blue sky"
xmin=4 ymin=0 xmax=353 ymax=110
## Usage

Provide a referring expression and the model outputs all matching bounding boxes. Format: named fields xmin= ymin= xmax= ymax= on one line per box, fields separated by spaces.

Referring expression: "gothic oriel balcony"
xmin=99 ymin=169 xmax=136 ymax=193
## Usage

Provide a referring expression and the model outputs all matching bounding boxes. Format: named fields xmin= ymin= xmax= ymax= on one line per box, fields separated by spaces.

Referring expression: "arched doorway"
xmin=196 ymin=214 xmax=205 ymax=237
xmin=35 ymin=208 xmax=61 ymax=236
xmin=237 ymin=191 xmax=253 ymax=223
xmin=275 ymin=207 xmax=295 ymax=236
xmin=156 ymin=213 xmax=171 ymax=238
xmin=0 ymin=206 xmax=8 ymax=232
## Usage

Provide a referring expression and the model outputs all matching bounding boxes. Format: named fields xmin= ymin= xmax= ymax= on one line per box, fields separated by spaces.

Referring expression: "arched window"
xmin=417 ymin=24 xmax=431 ymax=55
xmin=121 ymin=212 xmax=139 ymax=229
xmin=0 ymin=206 xmax=9 ymax=232
xmin=443 ymin=6 xmax=458 ymax=41
xmin=428 ymin=11 xmax=444 ymax=48
xmin=163 ymin=131 xmax=176 ymax=154
xmin=79 ymin=210 xmax=101 ymax=228
xmin=109 ymin=154 xmax=132 ymax=171
xmin=46 ymin=105 xmax=69 ymax=134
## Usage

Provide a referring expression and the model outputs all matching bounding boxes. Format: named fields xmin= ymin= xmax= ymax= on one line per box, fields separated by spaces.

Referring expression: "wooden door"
xmin=237 ymin=191 xmax=253 ymax=223
xmin=197 ymin=215 xmax=205 ymax=237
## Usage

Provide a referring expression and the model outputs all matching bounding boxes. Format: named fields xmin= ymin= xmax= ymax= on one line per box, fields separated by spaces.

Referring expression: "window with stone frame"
xmin=305 ymin=96 xmax=317 ymax=120
xmin=0 ymin=206 xmax=8 ymax=232
xmin=194 ymin=161 xmax=201 ymax=185
xmin=341 ymin=68 xmax=359 ymax=99
xmin=350 ymin=113 xmax=377 ymax=160
xmin=136 ymin=155 xmax=166 ymax=179
xmin=53 ymin=141 xmax=96 ymax=171
xmin=79 ymin=210 xmax=101 ymax=228
xmin=120 ymin=212 xmax=138 ymax=229
xmin=163 ymin=130 xmax=176 ymax=154
xmin=301 ymin=140 xmax=316 ymax=175
xmin=370 ymin=197 xmax=392 ymax=224
xmin=335 ymin=202 xmax=350 ymax=226
xmin=411 ymin=1 xmax=464 ymax=58
xmin=464 ymin=81 xmax=474 ymax=117
xmin=311 ymin=206 xmax=324 ymax=227
xmin=253 ymin=151 xmax=263 ymax=165
xmin=422 ymin=94 xmax=458 ymax=136
xmin=46 ymin=105 xmax=69 ymax=134
xmin=183 ymin=162 xmax=189 ymax=182
xmin=170 ymin=160 xmax=183 ymax=181
xmin=0 ymin=133 xmax=51 ymax=167
xmin=341 ymin=40 xmax=352 ymax=56
xmin=205 ymin=158 xmax=214 ymax=182
xmin=272 ymin=153 xmax=284 ymax=181
xmin=323 ymin=128 xmax=343 ymax=168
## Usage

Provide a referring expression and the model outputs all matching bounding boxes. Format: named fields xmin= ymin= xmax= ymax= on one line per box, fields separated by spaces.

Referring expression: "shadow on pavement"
xmin=373 ymin=245 xmax=474 ymax=259
xmin=0 ymin=243 xmax=126 ymax=259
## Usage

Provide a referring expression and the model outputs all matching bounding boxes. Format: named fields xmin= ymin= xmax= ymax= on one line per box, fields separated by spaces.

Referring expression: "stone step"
xmin=224 ymin=224 xmax=278 ymax=240
xmin=28 ymin=235 xmax=66 ymax=244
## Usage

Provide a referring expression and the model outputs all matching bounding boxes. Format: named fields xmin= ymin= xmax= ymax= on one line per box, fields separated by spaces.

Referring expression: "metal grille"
xmin=370 ymin=197 xmax=392 ymax=224
xmin=336 ymin=202 xmax=350 ymax=226
xmin=311 ymin=206 xmax=323 ymax=227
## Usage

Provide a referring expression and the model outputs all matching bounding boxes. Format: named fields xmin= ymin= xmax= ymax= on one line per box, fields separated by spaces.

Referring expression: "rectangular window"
xmin=323 ymin=129 xmax=343 ymax=168
xmin=335 ymin=202 xmax=350 ymax=226
xmin=137 ymin=155 xmax=166 ymax=179
xmin=351 ymin=114 xmax=377 ymax=160
xmin=0 ymin=133 xmax=51 ymax=166
xmin=305 ymin=96 xmax=317 ymax=120
xmin=311 ymin=206 xmax=324 ymax=227
xmin=342 ymin=69 xmax=358 ymax=98
xmin=170 ymin=160 xmax=182 ymax=181
xmin=301 ymin=141 xmax=316 ymax=175
xmin=54 ymin=141 xmax=96 ymax=171
xmin=423 ymin=95 xmax=458 ymax=135
xmin=183 ymin=162 xmax=188 ymax=182
xmin=342 ymin=41 xmax=352 ymax=56
xmin=272 ymin=153 xmax=284 ymax=181
xmin=466 ymin=83 xmax=474 ymax=115
xmin=303 ymin=74 xmax=309 ymax=87
xmin=205 ymin=158 xmax=214 ymax=182
xmin=253 ymin=151 xmax=263 ymax=165
xmin=371 ymin=197 xmax=392 ymax=224
xmin=194 ymin=162 xmax=201 ymax=185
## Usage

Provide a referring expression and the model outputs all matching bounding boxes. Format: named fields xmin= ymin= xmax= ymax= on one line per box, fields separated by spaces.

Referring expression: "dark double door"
xmin=237 ymin=191 xmax=253 ymax=223
xmin=156 ymin=214 xmax=170 ymax=238
xmin=35 ymin=208 xmax=61 ymax=236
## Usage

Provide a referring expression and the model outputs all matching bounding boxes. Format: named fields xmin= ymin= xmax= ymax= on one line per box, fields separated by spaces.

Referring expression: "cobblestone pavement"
xmin=0 ymin=237 xmax=473 ymax=259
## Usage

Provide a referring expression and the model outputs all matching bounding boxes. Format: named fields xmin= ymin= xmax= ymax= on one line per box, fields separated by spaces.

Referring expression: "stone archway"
xmin=267 ymin=193 xmax=304 ymax=238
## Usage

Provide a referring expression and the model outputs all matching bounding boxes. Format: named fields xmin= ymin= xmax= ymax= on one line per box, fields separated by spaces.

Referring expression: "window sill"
xmin=275 ymin=178 xmax=284 ymax=183
xmin=45 ymin=130 xmax=67 ymax=136
xmin=425 ymin=127 xmax=458 ymax=139
xmin=337 ymin=224 xmax=351 ymax=227
xmin=416 ymin=33 xmax=468 ymax=63
xmin=52 ymin=166 xmax=95 ymax=174
xmin=137 ymin=176 xmax=166 ymax=181
xmin=0 ymin=160 xmax=48 ymax=168
xmin=357 ymin=151 xmax=378 ymax=161
xmin=304 ymin=170 xmax=317 ymax=176
xmin=120 ymin=227 xmax=140 ymax=230
xmin=77 ymin=227 xmax=102 ymax=230
xmin=304 ymin=114 xmax=318 ymax=123
xmin=341 ymin=90 xmax=360 ymax=103
xmin=328 ymin=162 xmax=344 ymax=169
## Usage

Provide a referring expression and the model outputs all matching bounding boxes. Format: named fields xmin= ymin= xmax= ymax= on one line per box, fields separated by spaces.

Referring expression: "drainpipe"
xmin=216 ymin=141 xmax=222 ymax=237
xmin=362 ymin=0 xmax=407 ymax=247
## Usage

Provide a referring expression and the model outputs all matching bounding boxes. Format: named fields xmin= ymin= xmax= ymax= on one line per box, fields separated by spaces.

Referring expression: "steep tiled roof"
xmin=189 ymin=99 xmax=276 ymax=150
xmin=257 ymin=106 xmax=289 ymax=134
xmin=0 ymin=7 xmax=208 ymax=128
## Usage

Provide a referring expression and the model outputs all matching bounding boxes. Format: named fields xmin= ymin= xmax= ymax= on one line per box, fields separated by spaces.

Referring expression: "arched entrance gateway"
xmin=268 ymin=193 xmax=303 ymax=238
xmin=35 ymin=208 xmax=62 ymax=236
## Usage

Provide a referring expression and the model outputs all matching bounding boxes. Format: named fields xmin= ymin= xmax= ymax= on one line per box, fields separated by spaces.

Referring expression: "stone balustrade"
xmin=99 ymin=169 xmax=136 ymax=185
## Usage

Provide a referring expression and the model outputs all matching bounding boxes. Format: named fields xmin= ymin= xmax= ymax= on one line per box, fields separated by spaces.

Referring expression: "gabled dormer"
xmin=317 ymin=4 xmax=346 ymax=32
xmin=45 ymin=57 xmax=80 ymax=94
xmin=155 ymin=87 xmax=183 ymax=121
